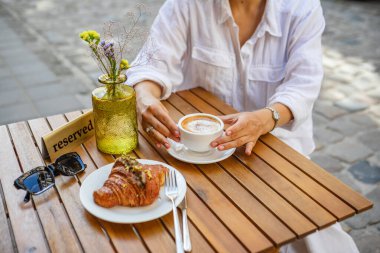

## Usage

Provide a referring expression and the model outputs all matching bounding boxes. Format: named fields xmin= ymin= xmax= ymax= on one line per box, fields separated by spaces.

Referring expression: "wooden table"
xmin=0 ymin=88 xmax=373 ymax=253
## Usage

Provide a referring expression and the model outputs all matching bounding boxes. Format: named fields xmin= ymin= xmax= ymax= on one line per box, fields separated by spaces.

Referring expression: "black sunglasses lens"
xmin=24 ymin=170 xmax=54 ymax=194
xmin=57 ymin=155 xmax=84 ymax=176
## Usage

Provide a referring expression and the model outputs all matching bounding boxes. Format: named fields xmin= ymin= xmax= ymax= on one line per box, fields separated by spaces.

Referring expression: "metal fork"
xmin=165 ymin=170 xmax=184 ymax=253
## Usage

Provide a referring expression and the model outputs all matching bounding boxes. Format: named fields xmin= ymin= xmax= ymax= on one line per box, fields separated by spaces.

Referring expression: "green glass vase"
xmin=92 ymin=74 xmax=138 ymax=154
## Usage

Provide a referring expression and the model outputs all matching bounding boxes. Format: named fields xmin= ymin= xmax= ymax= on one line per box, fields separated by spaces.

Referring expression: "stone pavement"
xmin=312 ymin=1 xmax=380 ymax=252
xmin=0 ymin=0 xmax=379 ymax=252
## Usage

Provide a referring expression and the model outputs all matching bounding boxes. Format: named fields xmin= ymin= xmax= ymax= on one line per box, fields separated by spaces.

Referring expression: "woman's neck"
xmin=229 ymin=0 xmax=263 ymax=12
xmin=228 ymin=0 xmax=266 ymax=47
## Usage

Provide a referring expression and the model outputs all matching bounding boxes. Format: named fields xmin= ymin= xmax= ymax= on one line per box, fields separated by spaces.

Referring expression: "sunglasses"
xmin=14 ymin=152 xmax=87 ymax=203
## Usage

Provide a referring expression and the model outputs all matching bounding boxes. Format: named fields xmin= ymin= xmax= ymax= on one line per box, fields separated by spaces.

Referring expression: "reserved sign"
xmin=42 ymin=110 xmax=95 ymax=161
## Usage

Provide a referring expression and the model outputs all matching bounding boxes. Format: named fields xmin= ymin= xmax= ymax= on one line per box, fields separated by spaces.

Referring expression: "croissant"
xmin=93 ymin=157 xmax=168 ymax=208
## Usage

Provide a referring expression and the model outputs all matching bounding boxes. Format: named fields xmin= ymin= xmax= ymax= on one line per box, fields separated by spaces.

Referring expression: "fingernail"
xmin=175 ymin=130 xmax=180 ymax=137
xmin=218 ymin=145 xmax=224 ymax=150
xmin=211 ymin=142 xmax=217 ymax=147
xmin=156 ymin=143 xmax=161 ymax=148
xmin=226 ymin=131 xmax=231 ymax=136
xmin=164 ymin=142 xmax=170 ymax=149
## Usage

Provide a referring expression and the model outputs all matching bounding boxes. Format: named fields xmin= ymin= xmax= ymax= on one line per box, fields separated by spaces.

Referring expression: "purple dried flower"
xmin=105 ymin=48 xmax=114 ymax=58
xmin=100 ymin=40 xmax=106 ymax=47
xmin=103 ymin=43 xmax=112 ymax=50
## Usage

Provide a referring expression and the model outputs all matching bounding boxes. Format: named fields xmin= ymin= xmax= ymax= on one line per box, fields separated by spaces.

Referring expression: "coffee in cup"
xmin=178 ymin=113 xmax=224 ymax=153
xmin=181 ymin=115 xmax=221 ymax=134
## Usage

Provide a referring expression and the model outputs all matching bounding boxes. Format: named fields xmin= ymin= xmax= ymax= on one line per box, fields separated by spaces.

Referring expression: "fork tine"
xmin=168 ymin=171 xmax=172 ymax=189
xmin=173 ymin=170 xmax=178 ymax=188
xmin=171 ymin=170 xmax=176 ymax=189
xmin=165 ymin=169 xmax=183 ymax=253
xmin=169 ymin=170 xmax=172 ymax=189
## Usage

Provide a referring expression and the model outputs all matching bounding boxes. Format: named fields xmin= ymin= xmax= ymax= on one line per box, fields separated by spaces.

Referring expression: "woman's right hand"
xmin=135 ymin=81 xmax=180 ymax=149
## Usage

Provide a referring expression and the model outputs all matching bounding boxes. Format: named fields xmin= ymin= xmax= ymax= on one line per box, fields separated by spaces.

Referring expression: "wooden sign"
xmin=42 ymin=110 xmax=95 ymax=161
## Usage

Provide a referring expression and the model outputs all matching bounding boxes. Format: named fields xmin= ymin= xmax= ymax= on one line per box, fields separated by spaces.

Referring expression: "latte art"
xmin=181 ymin=116 xmax=221 ymax=134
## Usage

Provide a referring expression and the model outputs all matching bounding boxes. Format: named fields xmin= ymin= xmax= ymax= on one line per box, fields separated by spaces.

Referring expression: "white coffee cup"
xmin=178 ymin=113 xmax=224 ymax=153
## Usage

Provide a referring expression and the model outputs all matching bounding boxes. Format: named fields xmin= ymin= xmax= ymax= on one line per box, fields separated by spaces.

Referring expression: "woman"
xmin=127 ymin=0 xmax=359 ymax=252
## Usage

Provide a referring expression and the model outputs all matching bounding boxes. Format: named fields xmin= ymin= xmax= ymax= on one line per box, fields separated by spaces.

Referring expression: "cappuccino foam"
xmin=182 ymin=116 xmax=220 ymax=134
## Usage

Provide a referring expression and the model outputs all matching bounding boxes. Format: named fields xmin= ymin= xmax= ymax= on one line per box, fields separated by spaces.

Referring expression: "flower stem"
xmin=91 ymin=46 xmax=110 ymax=76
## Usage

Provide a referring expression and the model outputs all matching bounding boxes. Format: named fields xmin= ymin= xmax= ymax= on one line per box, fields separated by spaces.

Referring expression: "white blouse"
xmin=127 ymin=0 xmax=325 ymax=156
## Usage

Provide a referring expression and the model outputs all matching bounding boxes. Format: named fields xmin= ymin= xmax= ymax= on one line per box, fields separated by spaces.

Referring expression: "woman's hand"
xmin=135 ymin=81 xmax=180 ymax=149
xmin=211 ymin=109 xmax=274 ymax=155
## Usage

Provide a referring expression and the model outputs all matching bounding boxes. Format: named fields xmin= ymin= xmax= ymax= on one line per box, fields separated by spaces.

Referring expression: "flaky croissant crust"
xmin=93 ymin=157 xmax=167 ymax=208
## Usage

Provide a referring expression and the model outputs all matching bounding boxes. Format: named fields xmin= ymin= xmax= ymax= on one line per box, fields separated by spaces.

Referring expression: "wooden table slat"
xmin=163 ymin=100 xmax=317 ymax=239
xmin=134 ymin=219 xmax=177 ymax=252
xmin=0 ymin=125 xmax=50 ymax=253
xmin=199 ymin=162 xmax=316 ymax=237
xmin=191 ymin=87 xmax=237 ymax=114
xmin=27 ymin=114 xmax=116 ymax=253
xmin=190 ymin=87 xmax=373 ymax=213
xmin=38 ymin=112 xmax=148 ymax=253
xmin=161 ymin=214 xmax=216 ymax=253
xmin=177 ymin=90 xmax=222 ymax=116
xmin=0 ymin=178 xmax=16 ymax=253
xmin=138 ymin=123 xmax=276 ymax=251
xmin=1 ymin=87 xmax=373 ymax=253
xmin=180 ymin=89 xmax=358 ymax=220
xmin=133 ymin=147 xmax=217 ymax=253
xmin=260 ymin=134 xmax=373 ymax=213
xmin=8 ymin=122 xmax=82 ymax=253
xmin=253 ymin=141 xmax=355 ymax=220
xmin=64 ymin=111 xmax=151 ymax=253
xmin=167 ymin=96 xmax=323 ymax=236
xmin=134 ymin=134 xmax=248 ymax=253
xmin=229 ymin=153 xmax=336 ymax=229
xmin=67 ymin=114 xmax=176 ymax=253
xmin=178 ymin=91 xmax=355 ymax=220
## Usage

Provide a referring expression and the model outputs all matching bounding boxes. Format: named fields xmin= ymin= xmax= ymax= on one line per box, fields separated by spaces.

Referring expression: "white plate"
xmin=167 ymin=140 xmax=236 ymax=164
xmin=80 ymin=159 xmax=186 ymax=224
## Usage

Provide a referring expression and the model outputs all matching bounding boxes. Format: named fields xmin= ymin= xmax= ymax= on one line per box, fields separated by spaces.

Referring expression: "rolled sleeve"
xmin=269 ymin=4 xmax=325 ymax=131
xmin=127 ymin=66 xmax=173 ymax=99
xmin=126 ymin=0 xmax=189 ymax=100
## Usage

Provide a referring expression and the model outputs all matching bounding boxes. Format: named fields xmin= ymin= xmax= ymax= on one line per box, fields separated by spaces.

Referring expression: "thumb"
xmin=218 ymin=114 xmax=239 ymax=125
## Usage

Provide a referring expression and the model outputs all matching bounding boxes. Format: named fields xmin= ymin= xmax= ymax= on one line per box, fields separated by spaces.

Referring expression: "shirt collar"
xmin=218 ymin=0 xmax=282 ymax=38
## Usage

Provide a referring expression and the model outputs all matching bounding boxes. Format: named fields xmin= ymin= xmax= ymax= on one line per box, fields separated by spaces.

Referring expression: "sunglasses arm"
xmin=14 ymin=178 xmax=26 ymax=190
xmin=23 ymin=192 xmax=31 ymax=203
xmin=14 ymin=181 xmax=22 ymax=190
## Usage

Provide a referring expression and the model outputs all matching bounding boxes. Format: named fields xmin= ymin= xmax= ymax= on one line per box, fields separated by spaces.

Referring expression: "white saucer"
xmin=167 ymin=140 xmax=236 ymax=164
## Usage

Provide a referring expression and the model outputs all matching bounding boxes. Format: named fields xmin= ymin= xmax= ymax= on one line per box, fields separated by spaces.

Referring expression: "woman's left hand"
xmin=211 ymin=110 xmax=273 ymax=156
